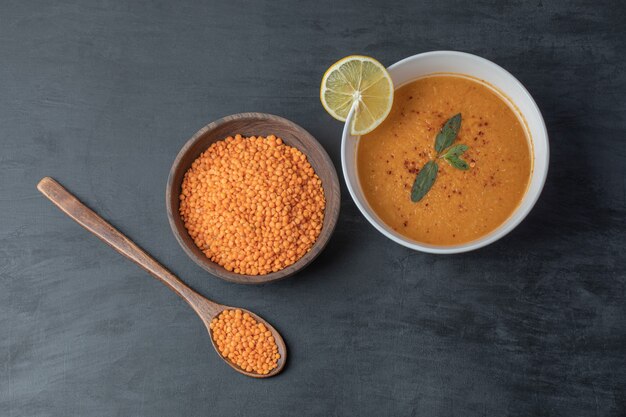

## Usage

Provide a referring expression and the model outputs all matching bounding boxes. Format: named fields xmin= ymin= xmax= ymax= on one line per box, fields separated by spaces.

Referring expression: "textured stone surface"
xmin=0 ymin=1 xmax=624 ymax=416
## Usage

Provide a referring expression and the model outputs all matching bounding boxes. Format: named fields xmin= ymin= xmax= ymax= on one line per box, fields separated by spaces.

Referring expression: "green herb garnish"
xmin=434 ymin=113 xmax=462 ymax=153
xmin=442 ymin=144 xmax=469 ymax=170
xmin=411 ymin=160 xmax=438 ymax=203
xmin=410 ymin=113 xmax=469 ymax=202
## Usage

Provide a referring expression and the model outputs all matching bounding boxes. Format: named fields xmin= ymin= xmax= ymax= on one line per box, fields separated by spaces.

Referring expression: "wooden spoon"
xmin=37 ymin=177 xmax=287 ymax=378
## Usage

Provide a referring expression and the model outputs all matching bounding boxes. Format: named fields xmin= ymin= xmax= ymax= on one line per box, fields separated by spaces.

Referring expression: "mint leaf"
xmin=443 ymin=143 xmax=468 ymax=159
xmin=411 ymin=160 xmax=438 ymax=202
xmin=434 ymin=113 xmax=462 ymax=154
xmin=444 ymin=155 xmax=469 ymax=170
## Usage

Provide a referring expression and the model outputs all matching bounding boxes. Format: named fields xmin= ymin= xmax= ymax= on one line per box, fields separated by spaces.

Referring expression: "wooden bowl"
xmin=166 ymin=113 xmax=340 ymax=284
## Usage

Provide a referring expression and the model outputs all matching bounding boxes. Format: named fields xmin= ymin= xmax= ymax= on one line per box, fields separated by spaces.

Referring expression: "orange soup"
xmin=357 ymin=75 xmax=532 ymax=245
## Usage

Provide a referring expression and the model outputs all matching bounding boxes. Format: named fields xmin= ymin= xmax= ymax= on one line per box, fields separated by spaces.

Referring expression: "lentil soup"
xmin=357 ymin=75 xmax=532 ymax=245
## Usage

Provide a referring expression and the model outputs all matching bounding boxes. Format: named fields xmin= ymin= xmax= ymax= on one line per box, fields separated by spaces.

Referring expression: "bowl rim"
xmin=166 ymin=112 xmax=340 ymax=283
xmin=341 ymin=50 xmax=550 ymax=254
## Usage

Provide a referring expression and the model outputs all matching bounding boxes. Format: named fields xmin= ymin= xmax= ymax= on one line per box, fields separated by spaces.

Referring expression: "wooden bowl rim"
xmin=166 ymin=112 xmax=340 ymax=284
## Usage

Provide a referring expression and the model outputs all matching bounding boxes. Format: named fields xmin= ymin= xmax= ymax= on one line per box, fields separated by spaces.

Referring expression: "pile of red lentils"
xmin=179 ymin=134 xmax=325 ymax=275
xmin=209 ymin=309 xmax=280 ymax=374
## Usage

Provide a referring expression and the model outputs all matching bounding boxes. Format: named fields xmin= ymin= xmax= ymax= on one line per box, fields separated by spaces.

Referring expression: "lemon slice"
xmin=320 ymin=55 xmax=394 ymax=135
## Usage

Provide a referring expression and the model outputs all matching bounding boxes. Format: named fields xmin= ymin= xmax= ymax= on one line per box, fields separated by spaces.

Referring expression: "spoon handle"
xmin=37 ymin=176 xmax=222 ymax=318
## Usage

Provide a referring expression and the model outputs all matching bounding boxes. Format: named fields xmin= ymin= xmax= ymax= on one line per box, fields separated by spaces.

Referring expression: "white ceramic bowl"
xmin=341 ymin=51 xmax=549 ymax=253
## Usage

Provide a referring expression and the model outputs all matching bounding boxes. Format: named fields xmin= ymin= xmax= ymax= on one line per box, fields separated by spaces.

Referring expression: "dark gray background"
xmin=1 ymin=1 xmax=625 ymax=416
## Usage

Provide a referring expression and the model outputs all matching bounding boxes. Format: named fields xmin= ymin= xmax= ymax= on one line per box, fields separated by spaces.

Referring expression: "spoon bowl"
xmin=204 ymin=307 xmax=287 ymax=378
